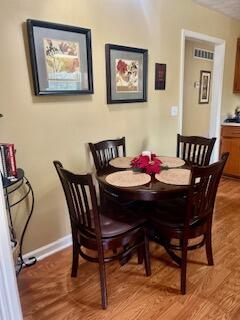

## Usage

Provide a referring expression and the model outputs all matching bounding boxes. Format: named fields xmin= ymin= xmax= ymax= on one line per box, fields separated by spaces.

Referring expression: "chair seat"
xmin=100 ymin=203 xmax=146 ymax=238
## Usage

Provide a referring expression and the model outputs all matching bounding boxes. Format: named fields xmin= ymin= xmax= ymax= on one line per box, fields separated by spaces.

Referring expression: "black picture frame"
xmin=155 ymin=63 xmax=166 ymax=90
xmin=27 ymin=19 xmax=94 ymax=95
xmin=105 ymin=44 xmax=148 ymax=104
xmin=199 ymin=70 xmax=211 ymax=104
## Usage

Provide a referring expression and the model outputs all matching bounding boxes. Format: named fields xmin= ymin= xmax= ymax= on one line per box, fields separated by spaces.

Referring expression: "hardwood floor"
xmin=18 ymin=178 xmax=240 ymax=319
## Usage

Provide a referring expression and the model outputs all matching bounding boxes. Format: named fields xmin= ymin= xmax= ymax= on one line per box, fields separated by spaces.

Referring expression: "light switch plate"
xmin=194 ymin=81 xmax=200 ymax=89
xmin=171 ymin=106 xmax=178 ymax=117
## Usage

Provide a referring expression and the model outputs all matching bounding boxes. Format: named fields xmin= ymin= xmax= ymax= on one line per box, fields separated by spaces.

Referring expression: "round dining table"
xmin=96 ymin=157 xmax=191 ymax=267
xmin=96 ymin=164 xmax=190 ymax=202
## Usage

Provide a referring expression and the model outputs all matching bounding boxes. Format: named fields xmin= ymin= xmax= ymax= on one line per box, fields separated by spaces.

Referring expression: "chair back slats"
xmin=182 ymin=142 xmax=186 ymax=161
xmin=195 ymin=144 xmax=201 ymax=165
xmin=192 ymin=144 xmax=197 ymax=163
xmin=77 ymin=185 xmax=85 ymax=222
xmin=186 ymin=153 xmax=229 ymax=225
xmin=177 ymin=134 xmax=216 ymax=166
xmin=53 ymin=161 xmax=101 ymax=236
xmin=80 ymin=184 xmax=92 ymax=227
xmin=89 ymin=137 xmax=126 ymax=171
xmin=73 ymin=183 xmax=88 ymax=227
xmin=69 ymin=182 xmax=84 ymax=226
xmin=96 ymin=148 xmax=119 ymax=168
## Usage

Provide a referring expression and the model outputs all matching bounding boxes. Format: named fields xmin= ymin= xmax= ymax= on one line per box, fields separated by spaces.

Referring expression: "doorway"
xmin=179 ymin=30 xmax=226 ymax=162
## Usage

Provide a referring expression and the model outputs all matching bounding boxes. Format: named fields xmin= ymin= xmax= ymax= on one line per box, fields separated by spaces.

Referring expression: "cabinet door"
xmin=233 ymin=39 xmax=240 ymax=93
xmin=221 ymin=138 xmax=240 ymax=177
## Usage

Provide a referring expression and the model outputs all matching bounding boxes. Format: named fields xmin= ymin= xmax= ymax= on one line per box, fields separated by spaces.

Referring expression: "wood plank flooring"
xmin=18 ymin=177 xmax=240 ymax=319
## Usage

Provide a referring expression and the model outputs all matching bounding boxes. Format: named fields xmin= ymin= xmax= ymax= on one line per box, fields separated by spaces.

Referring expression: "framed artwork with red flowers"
xmin=105 ymin=44 xmax=148 ymax=104
xmin=27 ymin=19 xmax=94 ymax=95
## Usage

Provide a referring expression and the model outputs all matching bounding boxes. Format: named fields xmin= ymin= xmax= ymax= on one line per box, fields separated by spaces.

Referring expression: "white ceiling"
xmin=194 ymin=0 xmax=240 ymax=21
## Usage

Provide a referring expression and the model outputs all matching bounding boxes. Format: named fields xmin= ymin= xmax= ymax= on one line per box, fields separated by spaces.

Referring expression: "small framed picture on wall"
xmin=199 ymin=70 xmax=211 ymax=104
xmin=155 ymin=63 xmax=166 ymax=90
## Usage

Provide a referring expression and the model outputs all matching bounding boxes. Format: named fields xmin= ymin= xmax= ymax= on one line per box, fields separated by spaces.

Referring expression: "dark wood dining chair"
xmin=89 ymin=137 xmax=126 ymax=172
xmin=147 ymin=153 xmax=229 ymax=294
xmin=89 ymin=137 xmax=130 ymax=207
xmin=177 ymin=134 xmax=216 ymax=166
xmin=53 ymin=161 xmax=151 ymax=309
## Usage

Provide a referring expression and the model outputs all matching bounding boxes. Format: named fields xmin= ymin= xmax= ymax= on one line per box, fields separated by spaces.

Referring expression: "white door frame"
xmin=0 ymin=178 xmax=23 ymax=320
xmin=179 ymin=29 xmax=226 ymax=162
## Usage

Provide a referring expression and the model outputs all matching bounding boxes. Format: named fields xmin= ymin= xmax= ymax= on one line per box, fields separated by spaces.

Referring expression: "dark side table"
xmin=3 ymin=168 xmax=37 ymax=274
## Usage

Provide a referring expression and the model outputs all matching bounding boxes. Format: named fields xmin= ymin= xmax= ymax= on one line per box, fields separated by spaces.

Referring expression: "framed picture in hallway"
xmin=27 ymin=19 xmax=94 ymax=95
xmin=199 ymin=70 xmax=211 ymax=104
xmin=105 ymin=44 xmax=148 ymax=104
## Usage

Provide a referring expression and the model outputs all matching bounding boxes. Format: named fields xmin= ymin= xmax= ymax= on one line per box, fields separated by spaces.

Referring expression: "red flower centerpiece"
xmin=131 ymin=152 xmax=163 ymax=175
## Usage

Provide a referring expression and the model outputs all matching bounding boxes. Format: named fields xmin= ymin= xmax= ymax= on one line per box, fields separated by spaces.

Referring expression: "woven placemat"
xmin=106 ymin=170 xmax=151 ymax=187
xmin=109 ymin=157 xmax=134 ymax=169
xmin=157 ymin=156 xmax=185 ymax=168
xmin=155 ymin=168 xmax=191 ymax=185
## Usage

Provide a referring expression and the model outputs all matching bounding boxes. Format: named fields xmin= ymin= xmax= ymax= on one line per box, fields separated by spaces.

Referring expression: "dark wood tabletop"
xmin=96 ymin=166 xmax=190 ymax=202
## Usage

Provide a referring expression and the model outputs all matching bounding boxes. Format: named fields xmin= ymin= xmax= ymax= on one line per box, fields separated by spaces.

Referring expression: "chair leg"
xmin=180 ymin=238 xmax=188 ymax=294
xmin=98 ymin=249 xmax=108 ymax=309
xmin=119 ymin=245 xmax=132 ymax=266
xmin=137 ymin=246 xmax=144 ymax=264
xmin=71 ymin=239 xmax=79 ymax=278
xmin=143 ymin=232 xmax=151 ymax=276
xmin=205 ymin=226 xmax=214 ymax=266
xmin=99 ymin=187 xmax=106 ymax=207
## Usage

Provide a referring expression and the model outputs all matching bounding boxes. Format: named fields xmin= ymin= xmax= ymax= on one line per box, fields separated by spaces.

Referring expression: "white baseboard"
xmin=23 ymin=234 xmax=72 ymax=262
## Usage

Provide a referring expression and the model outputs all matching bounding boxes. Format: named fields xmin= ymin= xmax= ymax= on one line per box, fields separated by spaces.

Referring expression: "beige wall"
xmin=183 ymin=40 xmax=214 ymax=137
xmin=1 ymin=0 xmax=240 ymax=253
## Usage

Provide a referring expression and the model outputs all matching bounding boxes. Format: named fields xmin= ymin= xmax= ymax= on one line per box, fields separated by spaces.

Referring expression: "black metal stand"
xmin=3 ymin=168 xmax=37 ymax=274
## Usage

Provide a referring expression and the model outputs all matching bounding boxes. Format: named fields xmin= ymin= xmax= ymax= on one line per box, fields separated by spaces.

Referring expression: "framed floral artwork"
xmin=199 ymin=70 xmax=211 ymax=104
xmin=105 ymin=44 xmax=148 ymax=104
xmin=27 ymin=19 xmax=94 ymax=95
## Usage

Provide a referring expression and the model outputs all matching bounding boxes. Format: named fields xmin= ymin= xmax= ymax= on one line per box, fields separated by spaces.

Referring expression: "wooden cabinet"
xmin=220 ymin=125 xmax=240 ymax=177
xmin=233 ymin=38 xmax=240 ymax=93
